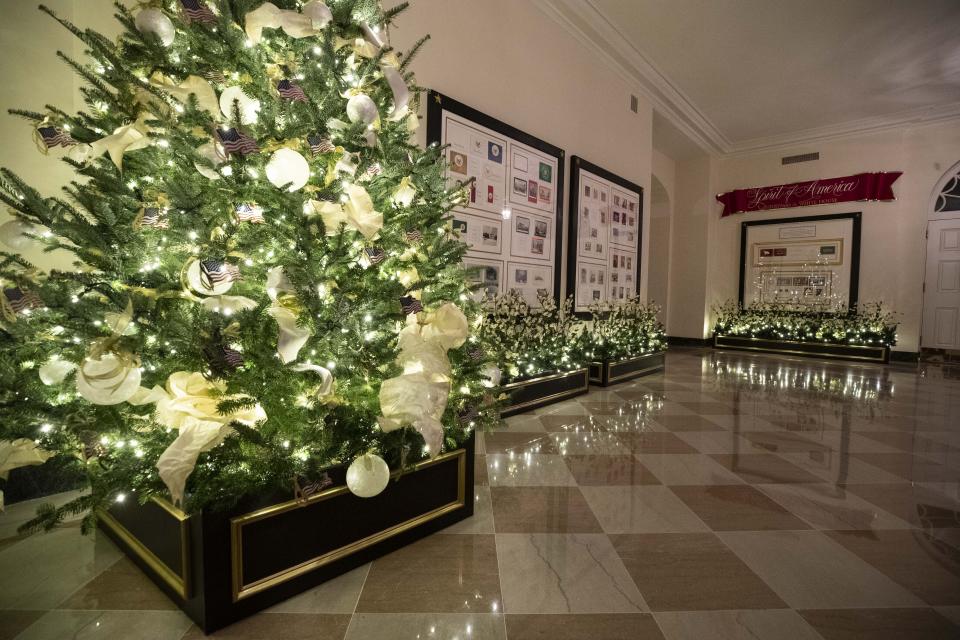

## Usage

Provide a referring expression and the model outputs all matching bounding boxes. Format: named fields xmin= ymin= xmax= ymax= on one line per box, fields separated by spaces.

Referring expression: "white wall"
xmin=649 ymin=149 xmax=675 ymax=324
xmin=707 ymin=120 xmax=960 ymax=353
xmin=392 ymin=0 xmax=654 ymax=301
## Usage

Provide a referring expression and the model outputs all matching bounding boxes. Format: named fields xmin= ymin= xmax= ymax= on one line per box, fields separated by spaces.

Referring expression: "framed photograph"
xmin=567 ymin=156 xmax=644 ymax=315
xmin=738 ymin=212 xmax=862 ymax=311
xmin=429 ymin=90 xmax=565 ymax=305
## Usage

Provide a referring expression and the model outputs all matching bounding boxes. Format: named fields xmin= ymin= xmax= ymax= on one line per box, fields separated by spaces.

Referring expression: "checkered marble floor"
xmin=2 ymin=348 xmax=960 ymax=639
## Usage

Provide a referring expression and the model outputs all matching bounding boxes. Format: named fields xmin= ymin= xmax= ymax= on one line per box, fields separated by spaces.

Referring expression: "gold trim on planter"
xmin=97 ymin=497 xmax=191 ymax=600
xmin=230 ymin=447 xmax=467 ymax=602
xmin=713 ymin=335 xmax=888 ymax=363
xmin=590 ymin=353 xmax=665 ymax=384
xmin=502 ymin=368 xmax=589 ymax=414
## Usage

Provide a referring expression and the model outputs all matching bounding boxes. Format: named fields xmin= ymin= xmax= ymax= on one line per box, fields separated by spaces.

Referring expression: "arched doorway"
xmin=921 ymin=161 xmax=960 ymax=351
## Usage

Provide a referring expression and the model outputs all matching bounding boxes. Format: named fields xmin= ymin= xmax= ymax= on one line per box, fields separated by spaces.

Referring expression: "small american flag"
xmin=307 ymin=134 xmax=335 ymax=155
xmin=277 ymin=79 xmax=308 ymax=102
xmin=217 ymin=127 xmax=258 ymax=156
xmin=399 ymin=295 xmax=422 ymax=315
xmin=222 ymin=346 xmax=244 ymax=368
xmin=235 ymin=203 xmax=265 ymax=223
xmin=203 ymin=70 xmax=226 ymax=84
xmin=37 ymin=125 xmax=75 ymax=149
xmin=365 ymin=247 xmax=386 ymax=264
xmin=469 ymin=346 xmax=484 ymax=361
xmin=4 ymin=288 xmax=42 ymax=313
xmin=405 ymin=229 xmax=423 ymax=243
xmin=140 ymin=207 xmax=169 ymax=229
xmin=458 ymin=407 xmax=479 ymax=425
xmin=200 ymin=259 xmax=241 ymax=288
xmin=364 ymin=163 xmax=383 ymax=178
xmin=180 ymin=0 xmax=217 ymax=24
xmin=293 ymin=473 xmax=333 ymax=501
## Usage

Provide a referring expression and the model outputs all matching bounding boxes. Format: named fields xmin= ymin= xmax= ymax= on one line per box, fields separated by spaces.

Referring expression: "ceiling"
xmin=542 ymin=0 xmax=960 ymax=155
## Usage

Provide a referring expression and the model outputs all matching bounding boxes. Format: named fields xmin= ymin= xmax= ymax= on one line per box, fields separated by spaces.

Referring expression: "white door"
xmin=922 ymin=218 xmax=960 ymax=349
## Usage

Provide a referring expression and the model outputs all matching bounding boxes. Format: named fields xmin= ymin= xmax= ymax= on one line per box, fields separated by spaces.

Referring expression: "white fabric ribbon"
xmin=245 ymin=1 xmax=331 ymax=44
xmin=68 ymin=118 xmax=152 ymax=170
xmin=266 ymin=267 xmax=312 ymax=363
xmin=149 ymin=72 xmax=219 ymax=118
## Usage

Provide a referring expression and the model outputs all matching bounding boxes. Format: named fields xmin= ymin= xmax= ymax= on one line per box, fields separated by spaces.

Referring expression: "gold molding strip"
xmin=98 ymin=502 xmax=191 ymax=600
xmin=590 ymin=352 xmax=666 ymax=384
xmin=714 ymin=335 xmax=887 ymax=363
xmin=502 ymin=367 xmax=589 ymax=390
xmin=230 ymin=448 xmax=467 ymax=602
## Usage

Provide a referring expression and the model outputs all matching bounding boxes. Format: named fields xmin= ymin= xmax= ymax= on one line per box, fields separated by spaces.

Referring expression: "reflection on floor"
xmin=1 ymin=348 xmax=959 ymax=639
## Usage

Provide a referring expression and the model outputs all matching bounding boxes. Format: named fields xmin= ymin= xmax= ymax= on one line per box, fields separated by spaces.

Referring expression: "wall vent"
xmin=630 ymin=95 xmax=639 ymax=113
xmin=782 ymin=152 xmax=819 ymax=165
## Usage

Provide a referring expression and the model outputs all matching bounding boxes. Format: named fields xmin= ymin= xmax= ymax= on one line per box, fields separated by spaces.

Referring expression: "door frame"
xmin=920 ymin=160 xmax=960 ymax=349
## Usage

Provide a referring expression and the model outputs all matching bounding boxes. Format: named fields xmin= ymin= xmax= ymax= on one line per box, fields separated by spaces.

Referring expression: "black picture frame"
xmin=737 ymin=211 xmax=862 ymax=310
xmin=427 ymin=90 xmax=565 ymax=304
xmin=567 ymin=155 xmax=644 ymax=317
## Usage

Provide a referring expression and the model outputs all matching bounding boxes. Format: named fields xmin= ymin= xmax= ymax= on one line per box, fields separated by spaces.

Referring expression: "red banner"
xmin=716 ymin=171 xmax=902 ymax=217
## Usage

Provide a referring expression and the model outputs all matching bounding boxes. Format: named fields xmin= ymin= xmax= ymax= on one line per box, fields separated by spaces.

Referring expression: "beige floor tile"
xmin=490 ymin=487 xmax=602 ymax=533
xmin=267 ymin=564 xmax=369 ymax=614
xmin=757 ymin=483 xmax=914 ymax=530
xmin=0 ymin=610 xmax=44 ymax=640
xmin=58 ymin=557 xmax=177 ymax=611
xmin=673 ymin=430 xmax=752 ymax=453
xmin=505 ymin=613 xmax=664 ymax=639
xmin=580 ymin=486 xmax=709 ymax=534
xmin=709 ymin=453 xmax=824 ymax=484
xmin=538 ymin=414 xmax=604 ymax=433
xmin=551 ymin=431 xmax=631 ymax=455
xmin=825 ymin=529 xmax=960 ymax=605
xmin=798 ymin=607 xmax=960 ymax=640
xmin=636 ymin=453 xmax=746 ymax=485
xmin=500 ymin=415 xmax=547 ymax=432
xmin=842 ymin=483 xmax=960 ymax=528
xmin=563 ymin=455 xmax=661 ymax=486
xmin=670 ymin=485 xmax=811 ymax=531
xmin=356 ymin=534 xmax=500 ymax=614
xmin=486 ymin=454 xmax=576 ymax=487
xmin=611 ymin=532 xmax=785 ymax=611
xmin=655 ymin=610 xmax=822 ymax=640
xmin=496 ymin=533 xmax=647 ymax=614
xmin=615 ymin=432 xmax=699 ymax=454
xmin=18 ymin=610 xmax=192 ymax=640
xmin=778 ymin=451 xmax=908 ymax=484
xmin=718 ymin=530 xmax=927 ymax=609
xmin=0 ymin=527 xmax=121 ymax=610
xmin=345 ymin=613 xmax=505 ymax=639
xmin=653 ymin=415 xmax=726 ymax=432
xmin=482 ymin=432 xmax=558 ymax=455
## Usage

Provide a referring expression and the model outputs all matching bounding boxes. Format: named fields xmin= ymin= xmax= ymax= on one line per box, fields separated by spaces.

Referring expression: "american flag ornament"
xmin=222 ymin=346 xmax=245 ymax=369
xmin=277 ymin=79 xmax=308 ymax=102
xmin=180 ymin=0 xmax=217 ymax=24
xmin=36 ymin=125 xmax=75 ymax=150
xmin=216 ymin=127 xmax=258 ymax=156
xmin=293 ymin=473 xmax=333 ymax=502
xmin=363 ymin=163 xmax=383 ymax=179
xmin=399 ymin=295 xmax=422 ymax=315
xmin=235 ymin=202 xmax=265 ymax=224
xmin=364 ymin=247 xmax=386 ymax=265
xmin=469 ymin=346 xmax=485 ymax=361
xmin=138 ymin=206 xmax=169 ymax=229
xmin=200 ymin=259 xmax=241 ymax=288
xmin=405 ymin=229 xmax=423 ymax=243
xmin=458 ymin=406 xmax=479 ymax=426
xmin=3 ymin=288 xmax=42 ymax=314
xmin=307 ymin=134 xmax=335 ymax=155
xmin=202 ymin=70 xmax=226 ymax=84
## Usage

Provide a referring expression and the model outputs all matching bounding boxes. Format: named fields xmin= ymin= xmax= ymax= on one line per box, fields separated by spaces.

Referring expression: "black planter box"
xmin=589 ymin=352 xmax=665 ymax=386
xmin=713 ymin=334 xmax=889 ymax=364
xmin=98 ymin=433 xmax=474 ymax=633
xmin=501 ymin=368 xmax=589 ymax=417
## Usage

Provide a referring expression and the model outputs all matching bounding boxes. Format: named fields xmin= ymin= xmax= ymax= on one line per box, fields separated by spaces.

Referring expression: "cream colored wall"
xmin=649 ymin=149 xmax=675 ymax=324
xmin=0 ymin=0 xmax=122 ymax=270
xmin=392 ymin=0 xmax=654 ymax=302
xmin=708 ymin=120 xmax=960 ymax=353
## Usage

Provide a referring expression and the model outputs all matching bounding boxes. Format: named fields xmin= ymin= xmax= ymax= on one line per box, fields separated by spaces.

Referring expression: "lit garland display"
xmin=0 ymin=0 xmax=497 ymax=529
xmin=478 ymin=291 xmax=585 ymax=383
xmin=712 ymin=301 xmax=899 ymax=347
xmin=582 ymin=297 xmax=666 ymax=362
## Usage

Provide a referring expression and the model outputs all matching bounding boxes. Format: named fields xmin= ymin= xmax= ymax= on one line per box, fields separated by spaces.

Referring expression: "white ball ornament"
xmin=346 ymin=94 xmax=379 ymax=125
xmin=134 ymin=8 xmax=176 ymax=47
xmin=219 ymin=86 xmax=260 ymax=125
xmin=346 ymin=453 xmax=390 ymax=498
xmin=0 ymin=219 xmax=40 ymax=250
xmin=266 ymin=148 xmax=310 ymax=192
xmin=302 ymin=0 xmax=333 ymax=27
xmin=75 ymin=354 xmax=142 ymax=405
xmin=185 ymin=257 xmax=235 ymax=296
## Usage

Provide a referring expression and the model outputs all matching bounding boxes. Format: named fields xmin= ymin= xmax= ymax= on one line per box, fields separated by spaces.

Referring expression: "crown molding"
xmin=535 ymin=0 xmax=960 ymax=159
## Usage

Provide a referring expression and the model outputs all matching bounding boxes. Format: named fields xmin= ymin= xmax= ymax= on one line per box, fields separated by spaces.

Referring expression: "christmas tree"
xmin=0 ymin=0 xmax=495 ymax=530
